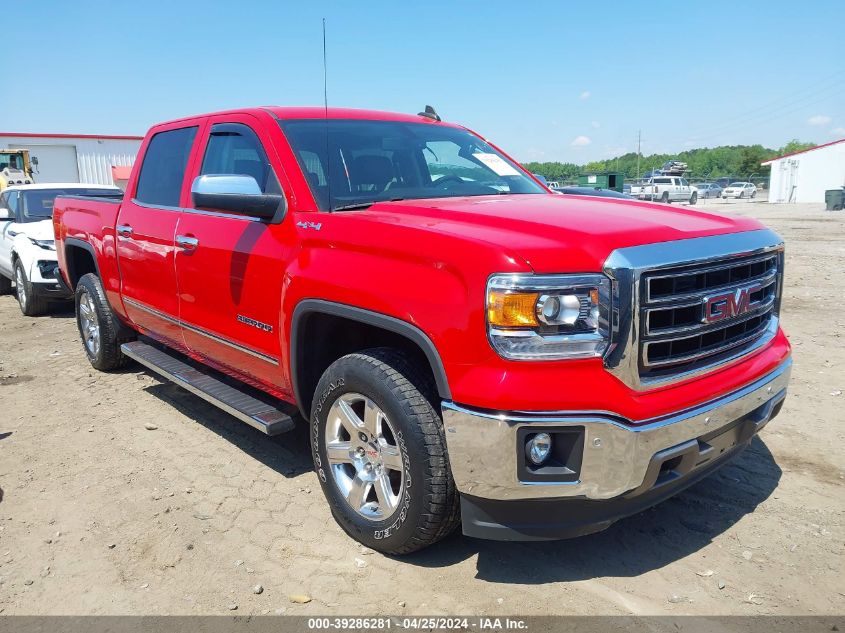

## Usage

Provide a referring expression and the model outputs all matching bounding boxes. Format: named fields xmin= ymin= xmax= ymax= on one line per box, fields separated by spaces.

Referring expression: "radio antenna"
xmin=322 ymin=18 xmax=328 ymax=114
xmin=322 ymin=17 xmax=332 ymax=212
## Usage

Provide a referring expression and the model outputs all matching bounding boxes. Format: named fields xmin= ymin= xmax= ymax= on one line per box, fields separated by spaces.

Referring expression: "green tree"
xmin=774 ymin=139 xmax=816 ymax=157
xmin=522 ymin=141 xmax=816 ymax=182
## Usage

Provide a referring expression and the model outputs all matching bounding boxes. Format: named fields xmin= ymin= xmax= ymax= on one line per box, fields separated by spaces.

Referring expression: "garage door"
xmin=12 ymin=144 xmax=80 ymax=183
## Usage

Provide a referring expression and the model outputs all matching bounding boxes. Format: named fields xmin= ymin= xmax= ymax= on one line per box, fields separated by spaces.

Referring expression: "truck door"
xmin=116 ymin=124 xmax=201 ymax=346
xmin=175 ymin=116 xmax=293 ymax=393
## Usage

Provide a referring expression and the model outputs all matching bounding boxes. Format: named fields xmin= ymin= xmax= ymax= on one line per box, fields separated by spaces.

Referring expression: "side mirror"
xmin=0 ymin=207 xmax=12 ymax=220
xmin=191 ymin=175 xmax=287 ymax=222
xmin=32 ymin=156 xmax=39 ymax=166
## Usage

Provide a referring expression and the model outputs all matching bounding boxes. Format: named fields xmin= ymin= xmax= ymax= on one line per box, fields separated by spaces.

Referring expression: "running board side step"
xmin=121 ymin=341 xmax=297 ymax=435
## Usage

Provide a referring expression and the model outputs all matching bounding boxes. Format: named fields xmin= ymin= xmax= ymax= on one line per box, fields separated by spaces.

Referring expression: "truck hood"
xmin=358 ymin=194 xmax=764 ymax=272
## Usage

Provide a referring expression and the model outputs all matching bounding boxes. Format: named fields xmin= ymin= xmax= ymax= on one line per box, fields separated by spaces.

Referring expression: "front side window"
xmin=200 ymin=123 xmax=280 ymax=195
xmin=135 ymin=126 xmax=198 ymax=207
xmin=279 ymin=119 xmax=545 ymax=211
xmin=3 ymin=191 xmax=19 ymax=216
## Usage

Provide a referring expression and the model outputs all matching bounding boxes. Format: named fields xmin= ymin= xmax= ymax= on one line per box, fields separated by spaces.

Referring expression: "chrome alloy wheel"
xmin=15 ymin=266 xmax=26 ymax=308
xmin=78 ymin=290 xmax=101 ymax=357
xmin=324 ymin=393 xmax=405 ymax=520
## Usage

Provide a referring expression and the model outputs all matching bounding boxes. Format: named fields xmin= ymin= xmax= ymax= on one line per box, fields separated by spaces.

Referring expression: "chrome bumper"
xmin=442 ymin=358 xmax=791 ymax=501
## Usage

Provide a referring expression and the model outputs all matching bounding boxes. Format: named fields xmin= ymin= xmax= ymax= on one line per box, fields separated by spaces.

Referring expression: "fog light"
xmin=526 ymin=432 xmax=552 ymax=465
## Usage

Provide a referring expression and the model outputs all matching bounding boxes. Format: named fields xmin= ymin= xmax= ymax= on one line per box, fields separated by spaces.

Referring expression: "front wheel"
xmin=15 ymin=260 xmax=48 ymax=316
xmin=689 ymin=192 xmax=698 ymax=205
xmin=311 ymin=348 xmax=460 ymax=554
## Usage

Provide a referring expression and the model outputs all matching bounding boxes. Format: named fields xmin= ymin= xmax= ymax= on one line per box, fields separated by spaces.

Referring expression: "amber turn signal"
xmin=487 ymin=291 xmax=540 ymax=327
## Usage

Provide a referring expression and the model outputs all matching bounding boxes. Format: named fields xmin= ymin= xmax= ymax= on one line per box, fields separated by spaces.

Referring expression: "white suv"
xmin=638 ymin=176 xmax=698 ymax=205
xmin=721 ymin=182 xmax=757 ymax=199
xmin=0 ymin=183 xmax=121 ymax=315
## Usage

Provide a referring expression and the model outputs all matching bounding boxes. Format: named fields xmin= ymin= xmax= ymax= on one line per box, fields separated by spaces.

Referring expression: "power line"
xmin=683 ymin=75 xmax=845 ymax=142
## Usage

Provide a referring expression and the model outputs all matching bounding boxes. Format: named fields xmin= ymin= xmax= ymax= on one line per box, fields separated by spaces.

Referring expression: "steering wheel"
xmin=431 ymin=175 xmax=465 ymax=188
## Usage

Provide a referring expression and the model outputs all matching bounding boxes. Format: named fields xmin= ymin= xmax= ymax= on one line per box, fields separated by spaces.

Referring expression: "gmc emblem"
xmin=703 ymin=283 xmax=761 ymax=324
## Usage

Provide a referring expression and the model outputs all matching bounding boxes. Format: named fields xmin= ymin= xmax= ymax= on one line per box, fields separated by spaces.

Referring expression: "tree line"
xmin=522 ymin=140 xmax=816 ymax=183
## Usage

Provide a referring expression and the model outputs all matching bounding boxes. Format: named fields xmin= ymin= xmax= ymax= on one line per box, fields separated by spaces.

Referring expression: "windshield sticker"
xmin=472 ymin=152 xmax=520 ymax=177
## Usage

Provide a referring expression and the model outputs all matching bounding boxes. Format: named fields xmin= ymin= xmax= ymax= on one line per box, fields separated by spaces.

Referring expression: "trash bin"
xmin=826 ymin=188 xmax=845 ymax=210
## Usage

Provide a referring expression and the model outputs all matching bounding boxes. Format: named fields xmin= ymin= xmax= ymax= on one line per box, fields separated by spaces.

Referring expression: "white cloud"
xmin=579 ymin=91 xmax=591 ymax=100
xmin=591 ymin=120 xmax=600 ymax=128
xmin=832 ymin=127 xmax=845 ymax=135
xmin=571 ymin=135 xmax=592 ymax=147
xmin=808 ymin=114 xmax=832 ymax=125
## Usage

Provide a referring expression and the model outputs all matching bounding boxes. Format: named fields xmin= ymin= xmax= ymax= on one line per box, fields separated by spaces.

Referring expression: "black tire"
xmin=311 ymin=347 xmax=460 ymax=555
xmin=739 ymin=191 xmax=745 ymax=199
xmin=14 ymin=259 xmax=48 ymax=316
xmin=75 ymin=273 xmax=135 ymax=371
xmin=689 ymin=192 xmax=698 ymax=205
xmin=661 ymin=191 xmax=670 ymax=204
xmin=0 ymin=273 xmax=11 ymax=295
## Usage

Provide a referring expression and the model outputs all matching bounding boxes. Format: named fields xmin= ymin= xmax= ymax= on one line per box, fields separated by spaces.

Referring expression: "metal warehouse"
xmin=763 ymin=138 xmax=845 ymax=204
xmin=0 ymin=132 xmax=142 ymax=187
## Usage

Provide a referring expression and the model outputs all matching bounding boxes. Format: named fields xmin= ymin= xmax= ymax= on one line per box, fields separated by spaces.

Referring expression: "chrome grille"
xmin=638 ymin=252 xmax=780 ymax=378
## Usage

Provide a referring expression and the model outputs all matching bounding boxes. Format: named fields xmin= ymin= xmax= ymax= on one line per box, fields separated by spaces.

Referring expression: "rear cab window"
xmin=134 ymin=126 xmax=198 ymax=207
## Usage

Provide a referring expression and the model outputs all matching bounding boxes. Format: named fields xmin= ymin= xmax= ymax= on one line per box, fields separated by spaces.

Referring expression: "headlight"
xmin=486 ymin=273 xmax=611 ymax=360
xmin=29 ymin=238 xmax=56 ymax=251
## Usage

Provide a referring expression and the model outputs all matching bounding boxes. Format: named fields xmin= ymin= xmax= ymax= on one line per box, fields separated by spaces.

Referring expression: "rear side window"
xmin=135 ymin=126 xmax=198 ymax=207
xmin=200 ymin=123 xmax=280 ymax=194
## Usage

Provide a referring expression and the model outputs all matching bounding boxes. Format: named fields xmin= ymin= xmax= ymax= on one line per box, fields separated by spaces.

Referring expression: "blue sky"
xmin=4 ymin=0 xmax=844 ymax=162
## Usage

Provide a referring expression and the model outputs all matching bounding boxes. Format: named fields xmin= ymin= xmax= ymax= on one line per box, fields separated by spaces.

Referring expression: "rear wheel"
xmin=660 ymin=191 xmax=669 ymax=204
xmin=14 ymin=260 xmax=48 ymax=316
xmin=311 ymin=348 xmax=460 ymax=554
xmin=75 ymin=273 xmax=135 ymax=371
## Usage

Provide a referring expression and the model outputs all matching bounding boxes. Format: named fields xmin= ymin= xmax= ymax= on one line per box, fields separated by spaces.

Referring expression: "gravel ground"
xmin=0 ymin=199 xmax=843 ymax=615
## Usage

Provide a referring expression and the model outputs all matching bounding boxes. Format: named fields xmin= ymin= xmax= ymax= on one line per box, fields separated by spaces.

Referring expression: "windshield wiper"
xmin=332 ymin=198 xmax=405 ymax=212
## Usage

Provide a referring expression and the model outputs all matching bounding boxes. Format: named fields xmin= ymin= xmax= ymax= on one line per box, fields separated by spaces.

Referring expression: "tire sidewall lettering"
xmin=312 ymin=378 xmax=345 ymax=483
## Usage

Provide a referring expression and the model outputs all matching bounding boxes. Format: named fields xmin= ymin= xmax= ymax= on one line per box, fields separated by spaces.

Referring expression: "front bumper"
xmin=442 ymin=357 xmax=791 ymax=539
xmin=28 ymin=259 xmax=72 ymax=300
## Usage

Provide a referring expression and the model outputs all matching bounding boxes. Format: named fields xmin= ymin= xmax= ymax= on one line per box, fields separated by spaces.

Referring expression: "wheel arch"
xmin=290 ymin=300 xmax=452 ymax=420
xmin=63 ymin=238 xmax=102 ymax=289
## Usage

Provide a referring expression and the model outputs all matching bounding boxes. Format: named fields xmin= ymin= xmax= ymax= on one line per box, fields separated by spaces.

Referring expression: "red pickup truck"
xmin=53 ymin=106 xmax=791 ymax=554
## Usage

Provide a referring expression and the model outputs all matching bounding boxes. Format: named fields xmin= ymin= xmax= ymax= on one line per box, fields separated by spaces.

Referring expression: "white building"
xmin=0 ymin=132 xmax=142 ymax=187
xmin=762 ymin=138 xmax=845 ymax=203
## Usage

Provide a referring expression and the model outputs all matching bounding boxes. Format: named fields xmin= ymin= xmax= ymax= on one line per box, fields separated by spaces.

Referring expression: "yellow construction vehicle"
xmin=0 ymin=148 xmax=37 ymax=191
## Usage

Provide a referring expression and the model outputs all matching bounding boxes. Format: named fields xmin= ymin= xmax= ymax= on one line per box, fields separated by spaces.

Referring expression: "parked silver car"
xmin=696 ymin=182 xmax=723 ymax=199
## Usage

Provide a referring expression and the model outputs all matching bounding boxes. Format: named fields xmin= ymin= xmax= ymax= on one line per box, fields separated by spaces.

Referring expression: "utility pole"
xmin=636 ymin=129 xmax=641 ymax=180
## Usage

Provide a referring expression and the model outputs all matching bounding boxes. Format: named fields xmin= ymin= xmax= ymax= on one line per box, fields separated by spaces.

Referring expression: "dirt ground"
xmin=0 ymin=198 xmax=843 ymax=616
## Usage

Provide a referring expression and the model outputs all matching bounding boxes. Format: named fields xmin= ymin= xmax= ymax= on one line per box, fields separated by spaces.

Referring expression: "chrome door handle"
xmin=116 ymin=224 xmax=133 ymax=237
xmin=176 ymin=235 xmax=199 ymax=250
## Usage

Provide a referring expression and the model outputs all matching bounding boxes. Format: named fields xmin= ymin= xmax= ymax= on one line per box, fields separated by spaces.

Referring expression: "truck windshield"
xmin=20 ymin=188 xmax=121 ymax=222
xmin=279 ymin=119 xmax=545 ymax=211
xmin=0 ymin=153 xmax=23 ymax=171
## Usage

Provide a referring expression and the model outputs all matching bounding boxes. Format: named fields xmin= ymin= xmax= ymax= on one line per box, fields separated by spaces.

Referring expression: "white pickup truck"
xmin=638 ymin=176 xmax=698 ymax=205
xmin=0 ymin=183 xmax=121 ymax=315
